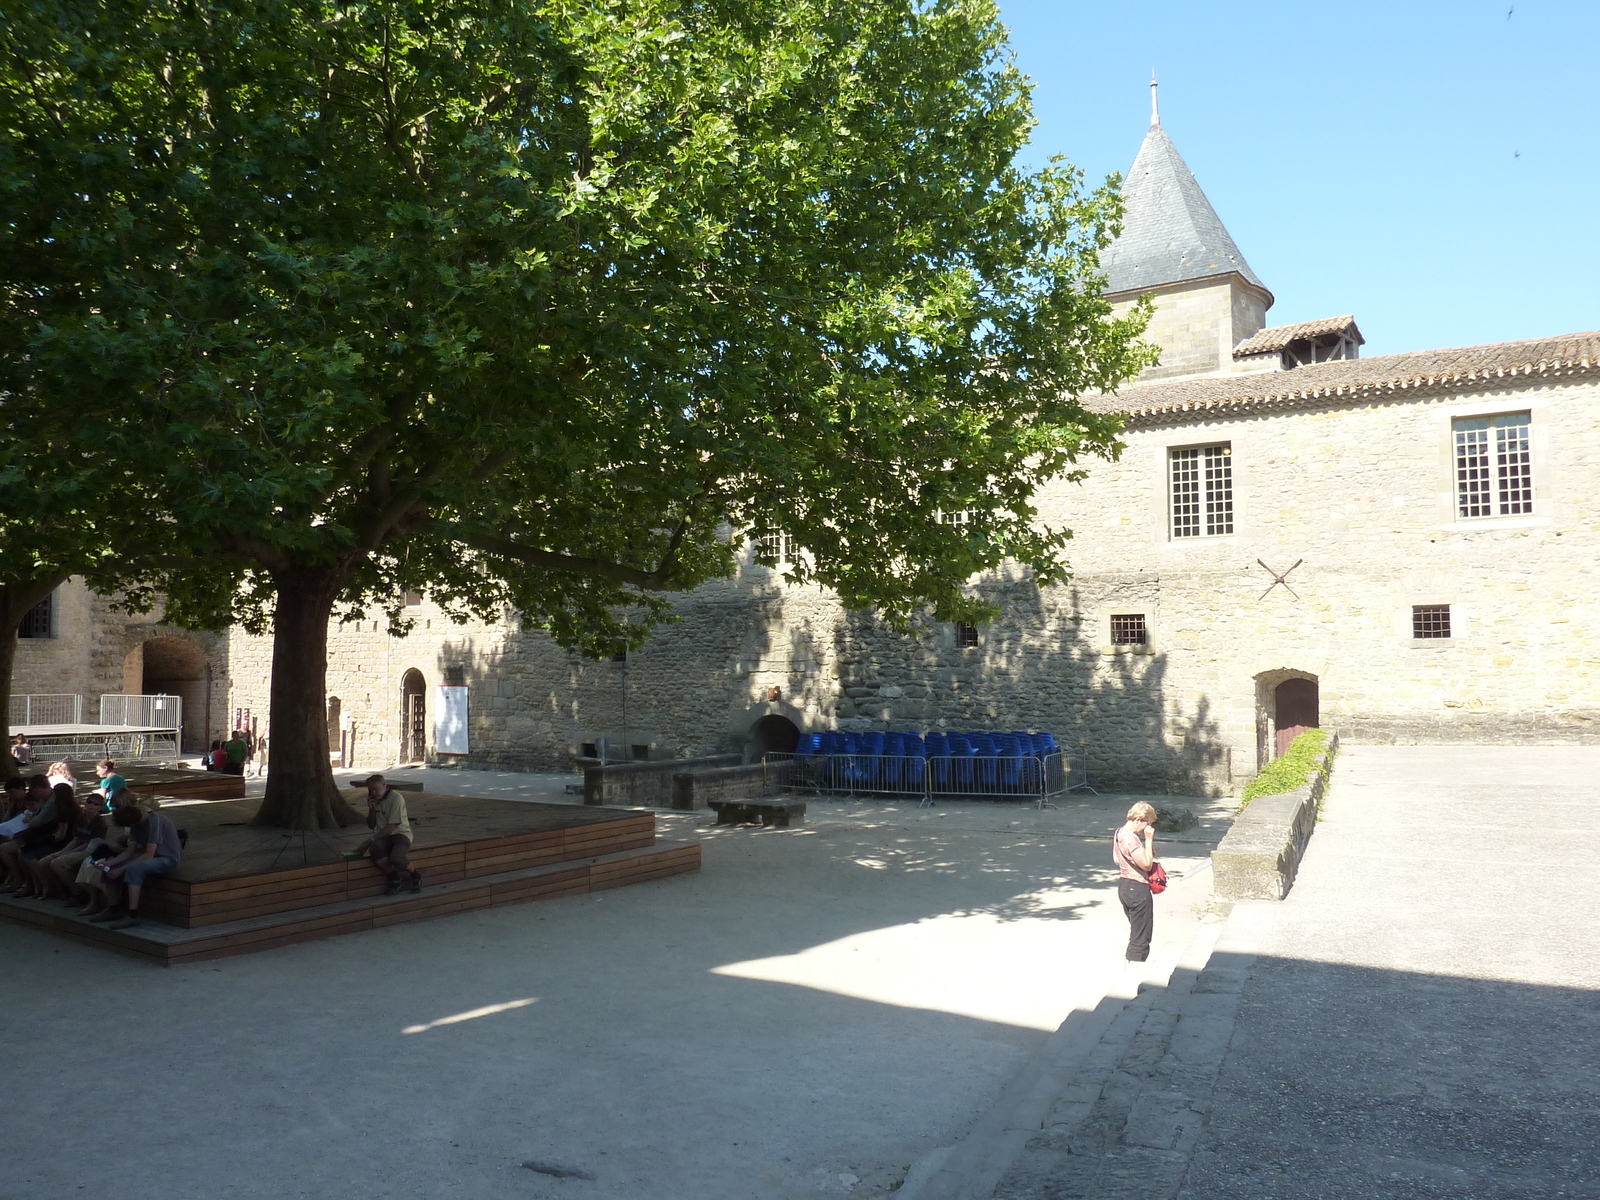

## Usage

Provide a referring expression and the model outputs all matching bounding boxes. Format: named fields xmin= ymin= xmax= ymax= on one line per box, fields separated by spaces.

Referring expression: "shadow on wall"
xmin=830 ymin=577 xmax=1227 ymax=796
xmin=372 ymin=573 xmax=1226 ymax=793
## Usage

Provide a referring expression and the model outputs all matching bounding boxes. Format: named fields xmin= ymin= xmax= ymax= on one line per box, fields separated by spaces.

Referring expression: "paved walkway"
xmin=0 ymin=779 xmax=1228 ymax=1200
xmin=988 ymin=743 xmax=1600 ymax=1200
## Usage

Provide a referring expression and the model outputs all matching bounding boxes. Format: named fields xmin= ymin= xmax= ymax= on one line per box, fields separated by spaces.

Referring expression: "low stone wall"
xmin=1212 ymin=733 xmax=1339 ymax=901
xmin=583 ymin=754 xmax=741 ymax=807
xmin=670 ymin=761 xmax=793 ymax=811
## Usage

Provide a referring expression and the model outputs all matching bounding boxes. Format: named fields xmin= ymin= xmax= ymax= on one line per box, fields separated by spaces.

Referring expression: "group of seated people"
xmin=203 ymin=730 xmax=253 ymax=775
xmin=0 ymin=759 xmax=184 ymax=929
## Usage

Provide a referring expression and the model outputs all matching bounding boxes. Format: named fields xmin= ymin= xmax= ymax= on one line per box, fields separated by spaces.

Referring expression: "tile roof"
xmin=1101 ymin=124 xmax=1269 ymax=300
xmin=1091 ymin=331 xmax=1600 ymax=423
xmin=1233 ymin=316 xmax=1361 ymax=358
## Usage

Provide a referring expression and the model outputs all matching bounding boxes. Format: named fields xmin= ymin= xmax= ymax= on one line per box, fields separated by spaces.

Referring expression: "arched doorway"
xmin=747 ymin=714 xmax=801 ymax=760
xmin=1274 ymin=678 xmax=1319 ymax=758
xmin=400 ymin=670 xmax=427 ymax=763
xmin=125 ymin=635 xmax=209 ymax=751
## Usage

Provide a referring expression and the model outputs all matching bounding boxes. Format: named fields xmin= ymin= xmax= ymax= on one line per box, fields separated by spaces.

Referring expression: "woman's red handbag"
xmin=1147 ymin=862 xmax=1168 ymax=894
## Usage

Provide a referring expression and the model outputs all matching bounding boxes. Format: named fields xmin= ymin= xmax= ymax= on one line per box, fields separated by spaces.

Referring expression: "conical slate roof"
xmin=1101 ymin=123 xmax=1270 ymax=300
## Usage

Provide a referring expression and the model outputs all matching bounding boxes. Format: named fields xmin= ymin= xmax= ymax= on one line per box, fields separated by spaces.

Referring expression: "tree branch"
xmin=437 ymin=524 xmax=678 ymax=590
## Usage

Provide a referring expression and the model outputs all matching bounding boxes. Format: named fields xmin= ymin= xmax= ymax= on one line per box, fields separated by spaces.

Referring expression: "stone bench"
xmin=1212 ymin=732 xmax=1339 ymax=901
xmin=706 ymin=798 xmax=807 ymax=828
xmin=583 ymin=754 xmax=741 ymax=807
xmin=670 ymin=761 xmax=791 ymax=811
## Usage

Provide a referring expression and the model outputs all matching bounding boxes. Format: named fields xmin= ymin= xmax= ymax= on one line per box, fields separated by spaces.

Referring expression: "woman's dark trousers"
xmin=1118 ymin=878 xmax=1153 ymax=962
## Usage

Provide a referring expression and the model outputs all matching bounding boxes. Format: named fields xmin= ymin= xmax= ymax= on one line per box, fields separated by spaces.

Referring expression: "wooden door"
xmin=1274 ymin=678 xmax=1319 ymax=758
xmin=405 ymin=692 xmax=426 ymax=762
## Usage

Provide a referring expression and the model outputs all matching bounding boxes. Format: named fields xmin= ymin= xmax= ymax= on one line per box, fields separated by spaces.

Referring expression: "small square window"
xmin=17 ymin=594 xmax=54 ymax=639
xmin=610 ymin=646 xmax=628 ymax=663
xmin=954 ymin=622 xmax=980 ymax=648
xmin=940 ymin=509 xmax=972 ymax=528
xmin=1110 ymin=614 xmax=1148 ymax=645
xmin=756 ymin=531 xmax=791 ymax=564
xmin=403 ymin=591 xmax=423 ymax=607
xmin=631 ymin=744 xmax=651 ymax=761
xmin=1412 ymin=605 xmax=1451 ymax=639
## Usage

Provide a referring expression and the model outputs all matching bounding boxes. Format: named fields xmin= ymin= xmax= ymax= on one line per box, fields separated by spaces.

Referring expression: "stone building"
xmin=19 ymin=104 xmax=1600 ymax=793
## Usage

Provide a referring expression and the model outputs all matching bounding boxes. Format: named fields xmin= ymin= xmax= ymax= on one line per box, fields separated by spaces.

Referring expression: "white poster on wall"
xmin=435 ymin=687 xmax=470 ymax=755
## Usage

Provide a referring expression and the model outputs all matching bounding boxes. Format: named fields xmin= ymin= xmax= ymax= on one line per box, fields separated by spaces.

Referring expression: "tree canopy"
xmin=1 ymin=0 xmax=1153 ymax=825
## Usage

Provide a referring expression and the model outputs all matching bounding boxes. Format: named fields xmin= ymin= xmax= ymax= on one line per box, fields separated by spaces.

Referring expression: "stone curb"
xmin=1210 ymin=732 xmax=1340 ymax=901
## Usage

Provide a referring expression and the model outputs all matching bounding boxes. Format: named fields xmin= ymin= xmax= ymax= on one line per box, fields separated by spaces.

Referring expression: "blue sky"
xmin=995 ymin=0 xmax=1599 ymax=356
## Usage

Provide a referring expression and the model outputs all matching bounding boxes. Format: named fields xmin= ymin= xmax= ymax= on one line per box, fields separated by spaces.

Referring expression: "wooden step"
xmin=0 ymin=840 xmax=700 ymax=965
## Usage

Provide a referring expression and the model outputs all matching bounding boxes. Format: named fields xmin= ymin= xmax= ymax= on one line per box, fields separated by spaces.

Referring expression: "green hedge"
xmin=1240 ymin=728 xmax=1329 ymax=808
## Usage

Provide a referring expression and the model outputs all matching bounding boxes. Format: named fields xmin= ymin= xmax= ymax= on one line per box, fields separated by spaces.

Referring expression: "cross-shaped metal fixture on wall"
xmin=1257 ymin=558 xmax=1304 ymax=601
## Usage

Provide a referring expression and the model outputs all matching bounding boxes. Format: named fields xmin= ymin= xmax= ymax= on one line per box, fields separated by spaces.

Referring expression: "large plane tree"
xmin=2 ymin=0 xmax=1154 ymax=828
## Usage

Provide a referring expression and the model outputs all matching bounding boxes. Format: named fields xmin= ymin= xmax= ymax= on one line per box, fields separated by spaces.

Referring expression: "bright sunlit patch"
xmin=402 ymin=998 xmax=538 ymax=1034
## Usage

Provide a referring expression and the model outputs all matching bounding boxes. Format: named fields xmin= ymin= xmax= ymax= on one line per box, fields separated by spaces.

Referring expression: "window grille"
xmin=609 ymin=646 xmax=628 ymax=663
xmin=940 ymin=509 xmax=972 ymax=528
xmin=1412 ymin=605 xmax=1451 ymax=639
xmin=954 ymin=621 xmax=980 ymax=648
xmin=1110 ymin=614 xmax=1148 ymax=645
xmin=1170 ymin=444 xmax=1233 ymax=538
xmin=757 ymin=531 xmax=791 ymax=564
xmin=17 ymin=594 xmax=53 ymax=639
xmin=1454 ymin=413 xmax=1532 ymax=518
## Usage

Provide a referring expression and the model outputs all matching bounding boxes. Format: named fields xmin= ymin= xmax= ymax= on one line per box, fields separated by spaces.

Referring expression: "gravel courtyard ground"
xmin=1 ymin=773 xmax=1229 ymax=1200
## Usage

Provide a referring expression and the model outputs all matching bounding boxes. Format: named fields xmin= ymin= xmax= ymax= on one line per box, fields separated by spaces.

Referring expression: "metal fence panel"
xmin=764 ymin=750 xmax=1071 ymax=805
xmin=8 ymin=694 xmax=87 ymax=726
xmin=99 ymin=694 xmax=183 ymax=730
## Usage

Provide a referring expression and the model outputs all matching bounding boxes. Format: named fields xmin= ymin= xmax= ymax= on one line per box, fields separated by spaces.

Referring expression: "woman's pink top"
xmin=1113 ymin=825 xmax=1149 ymax=882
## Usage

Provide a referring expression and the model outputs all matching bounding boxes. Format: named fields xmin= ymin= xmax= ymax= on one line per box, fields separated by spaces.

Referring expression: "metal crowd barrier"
xmin=8 ymin=694 xmax=88 ymax=726
xmin=99 ymin=693 xmax=183 ymax=730
xmin=762 ymin=750 xmax=1071 ymax=809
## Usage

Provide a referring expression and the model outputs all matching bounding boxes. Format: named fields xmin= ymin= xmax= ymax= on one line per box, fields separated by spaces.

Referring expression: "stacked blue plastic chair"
xmin=925 ymin=732 xmax=950 ymax=790
xmin=881 ymin=732 xmax=905 ymax=788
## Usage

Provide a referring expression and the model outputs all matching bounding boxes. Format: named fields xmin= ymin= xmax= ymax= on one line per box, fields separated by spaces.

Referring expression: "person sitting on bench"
xmin=15 ymin=782 xmax=81 ymax=898
xmin=92 ymin=760 xmax=126 ymax=812
xmin=0 ymin=776 xmax=29 ymax=836
xmin=363 ymin=774 xmax=421 ymax=894
xmin=0 ymin=775 xmax=58 ymax=891
xmin=92 ymin=802 xmax=184 ymax=929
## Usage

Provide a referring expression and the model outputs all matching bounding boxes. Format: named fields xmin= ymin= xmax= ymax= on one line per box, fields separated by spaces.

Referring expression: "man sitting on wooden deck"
xmin=92 ymin=802 xmax=185 ymax=929
xmin=362 ymin=775 xmax=422 ymax=895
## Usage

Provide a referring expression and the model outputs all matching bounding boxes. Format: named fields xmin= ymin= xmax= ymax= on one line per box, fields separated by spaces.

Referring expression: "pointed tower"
xmin=1102 ymin=83 xmax=1274 ymax=382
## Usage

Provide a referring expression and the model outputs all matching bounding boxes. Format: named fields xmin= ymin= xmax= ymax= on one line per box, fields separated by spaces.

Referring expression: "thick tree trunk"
xmin=0 ymin=574 xmax=70 ymax=783
xmin=252 ymin=565 xmax=361 ymax=830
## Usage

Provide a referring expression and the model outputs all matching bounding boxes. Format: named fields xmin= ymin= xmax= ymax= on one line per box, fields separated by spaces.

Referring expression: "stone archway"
xmin=747 ymin=713 xmax=802 ymax=759
xmin=1252 ymin=668 xmax=1320 ymax=767
xmin=124 ymin=634 xmax=210 ymax=751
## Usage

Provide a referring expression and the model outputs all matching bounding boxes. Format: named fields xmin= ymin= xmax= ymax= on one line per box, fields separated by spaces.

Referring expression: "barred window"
xmin=1412 ymin=605 xmax=1451 ymax=639
xmin=1170 ymin=444 xmax=1233 ymax=538
xmin=1110 ymin=614 xmax=1148 ymax=645
xmin=954 ymin=621 xmax=980 ymax=648
xmin=756 ymin=531 xmax=791 ymax=564
xmin=1454 ymin=413 xmax=1532 ymax=518
xmin=17 ymin=594 xmax=53 ymax=639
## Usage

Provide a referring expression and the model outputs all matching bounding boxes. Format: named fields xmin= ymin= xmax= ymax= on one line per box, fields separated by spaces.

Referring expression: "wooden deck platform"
xmin=0 ymin=793 xmax=699 ymax=964
xmin=40 ymin=761 xmax=247 ymax=802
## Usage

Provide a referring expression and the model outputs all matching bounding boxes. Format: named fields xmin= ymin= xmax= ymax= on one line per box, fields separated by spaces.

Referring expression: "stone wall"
xmin=1109 ymin=275 xmax=1270 ymax=383
xmin=13 ymin=581 xmax=229 ymax=752
xmin=217 ymin=370 xmax=1598 ymax=795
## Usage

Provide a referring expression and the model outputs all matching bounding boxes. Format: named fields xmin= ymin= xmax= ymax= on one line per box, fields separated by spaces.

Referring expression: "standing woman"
xmin=1113 ymin=801 xmax=1159 ymax=963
